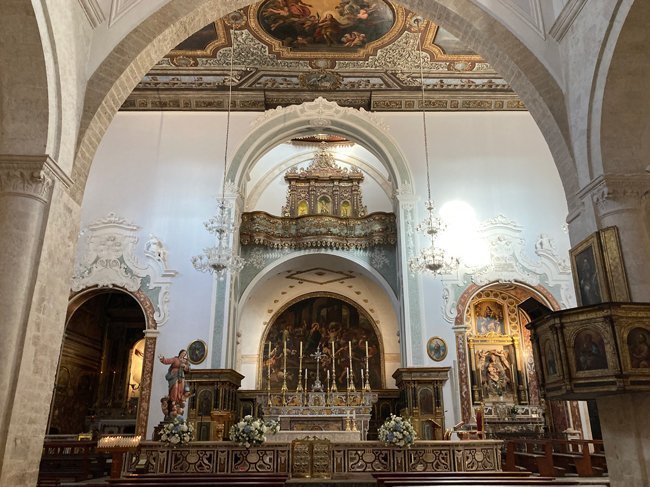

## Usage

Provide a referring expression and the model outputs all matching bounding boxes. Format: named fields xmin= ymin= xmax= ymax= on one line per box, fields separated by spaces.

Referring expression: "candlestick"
xmin=281 ymin=338 xmax=288 ymax=401
xmin=299 ymin=341 xmax=303 ymax=370
xmin=331 ymin=340 xmax=337 ymax=392
xmin=267 ymin=342 xmax=271 ymax=406
xmin=327 ymin=370 xmax=330 ymax=392
xmin=304 ymin=368 xmax=308 ymax=392
xmin=365 ymin=340 xmax=369 ymax=361
xmin=283 ymin=339 xmax=287 ymax=371
xmin=348 ymin=341 xmax=355 ymax=391
xmin=297 ymin=341 xmax=304 ymax=392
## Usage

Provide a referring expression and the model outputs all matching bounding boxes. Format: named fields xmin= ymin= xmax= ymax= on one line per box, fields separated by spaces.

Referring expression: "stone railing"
xmin=129 ymin=440 xmax=502 ymax=476
xmin=239 ymin=211 xmax=397 ymax=250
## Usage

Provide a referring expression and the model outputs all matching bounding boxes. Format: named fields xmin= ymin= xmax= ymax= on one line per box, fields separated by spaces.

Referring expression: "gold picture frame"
xmin=599 ymin=226 xmax=630 ymax=302
xmin=570 ymin=232 xmax=610 ymax=306
xmin=427 ymin=337 xmax=448 ymax=362
xmin=187 ymin=339 xmax=207 ymax=365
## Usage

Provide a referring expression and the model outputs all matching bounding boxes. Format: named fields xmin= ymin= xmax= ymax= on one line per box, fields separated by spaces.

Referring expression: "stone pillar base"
xmin=597 ymin=393 xmax=650 ymax=487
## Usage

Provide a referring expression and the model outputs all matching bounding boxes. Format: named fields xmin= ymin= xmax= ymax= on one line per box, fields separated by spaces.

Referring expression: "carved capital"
xmin=582 ymin=174 xmax=650 ymax=217
xmin=0 ymin=155 xmax=72 ymax=203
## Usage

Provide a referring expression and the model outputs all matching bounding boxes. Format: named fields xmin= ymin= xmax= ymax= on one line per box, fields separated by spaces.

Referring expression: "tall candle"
xmin=327 ymin=370 xmax=330 ymax=390
xmin=299 ymin=341 xmax=303 ymax=371
xmin=346 ymin=367 xmax=350 ymax=389
xmin=348 ymin=341 xmax=353 ymax=374
xmin=361 ymin=368 xmax=364 ymax=384
xmin=283 ymin=339 xmax=287 ymax=373
xmin=304 ymin=368 xmax=308 ymax=391
xmin=365 ymin=341 xmax=369 ymax=361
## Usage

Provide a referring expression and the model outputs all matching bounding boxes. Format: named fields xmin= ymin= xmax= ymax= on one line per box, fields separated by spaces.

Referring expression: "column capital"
xmin=579 ymin=173 xmax=650 ymax=217
xmin=0 ymin=154 xmax=72 ymax=202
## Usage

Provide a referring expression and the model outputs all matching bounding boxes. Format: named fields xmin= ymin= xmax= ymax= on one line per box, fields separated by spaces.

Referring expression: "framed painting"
xmin=187 ymin=339 xmax=207 ymax=365
xmin=427 ymin=336 xmax=447 ymax=362
xmin=570 ymin=233 xmax=610 ymax=306
xmin=599 ymin=226 xmax=630 ymax=302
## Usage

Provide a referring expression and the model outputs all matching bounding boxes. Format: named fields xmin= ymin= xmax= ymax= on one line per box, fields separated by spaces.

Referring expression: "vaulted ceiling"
xmin=123 ymin=0 xmax=523 ymax=112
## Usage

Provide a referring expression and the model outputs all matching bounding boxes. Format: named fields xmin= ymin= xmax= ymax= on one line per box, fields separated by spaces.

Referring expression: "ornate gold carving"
xmin=240 ymin=211 xmax=396 ymax=249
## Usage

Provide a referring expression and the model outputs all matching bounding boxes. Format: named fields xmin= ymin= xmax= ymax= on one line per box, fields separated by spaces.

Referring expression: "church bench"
xmin=39 ymin=439 xmax=109 ymax=482
xmin=550 ymin=440 xmax=594 ymax=477
xmin=504 ymin=439 xmax=556 ymax=477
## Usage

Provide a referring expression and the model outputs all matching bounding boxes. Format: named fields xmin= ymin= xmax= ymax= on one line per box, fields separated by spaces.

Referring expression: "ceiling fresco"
xmin=123 ymin=1 xmax=524 ymax=112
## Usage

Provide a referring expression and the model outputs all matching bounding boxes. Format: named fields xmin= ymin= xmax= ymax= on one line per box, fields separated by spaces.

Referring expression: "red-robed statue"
xmin=159 ymin=349 xmax=191 ymax=419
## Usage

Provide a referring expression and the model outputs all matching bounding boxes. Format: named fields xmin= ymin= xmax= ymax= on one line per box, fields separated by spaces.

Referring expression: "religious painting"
xmin=627 ymin=327 xmax=650 ymax=369
xmin=197 ymin=389 xmax=213 ymax=417
xmin=476 ymin=348 xmax=515 ymax=401
xmin=426 ymin=336 xmax=447 ymax=362
xmin=187 ymin=339 xmax=207 ymax=365
xmin=261 ymin=294 xmax=383 ymax=390
xmin=474 ymin=300 xmax=506 ymax=335
xmin=570 ymin=234 xmax=609 ymax=306
xmin=543 ymin=339 xmax=558 ymax=377
xmin=573 ymin=330 xmax=608 ymax=372
xmin=257 ymin=0 xmax=396 ymax=51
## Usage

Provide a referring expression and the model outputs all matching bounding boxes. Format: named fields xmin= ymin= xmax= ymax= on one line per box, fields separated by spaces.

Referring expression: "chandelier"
xmin=408 ymin=18 xmax=459 ymax=275
xmin=192 ymin=19 xmax=246 ymax=279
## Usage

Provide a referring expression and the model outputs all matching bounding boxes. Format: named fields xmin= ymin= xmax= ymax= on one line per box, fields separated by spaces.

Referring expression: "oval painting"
xmin=257 ymin=0 xmax=396 ymax=51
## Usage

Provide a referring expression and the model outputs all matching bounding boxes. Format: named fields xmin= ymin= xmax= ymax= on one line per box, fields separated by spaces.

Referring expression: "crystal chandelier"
xmin=192 ymin=20 xmax=245 ymax=279
xmin=409 ymin=18 xmax=459 ymax=275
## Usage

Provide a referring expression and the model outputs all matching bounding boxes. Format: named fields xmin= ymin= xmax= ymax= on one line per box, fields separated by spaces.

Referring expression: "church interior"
xmin=1 ymin=1 xmax=650 ymax=486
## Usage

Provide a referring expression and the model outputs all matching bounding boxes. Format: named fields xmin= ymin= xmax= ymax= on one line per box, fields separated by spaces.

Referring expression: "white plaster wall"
xmin=85 ymin=109 xmax=570 ymax=434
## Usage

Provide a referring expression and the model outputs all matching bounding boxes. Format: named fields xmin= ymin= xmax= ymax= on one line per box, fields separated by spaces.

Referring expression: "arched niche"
xmin=453 ymin=281 xmax=559 ymax=423
xmin=236 ymin=252 xmax=400 ymax=390
xmin=258 ymin=292 xmax=385 ymax=392
xmin=59 ymin=286 xmax=158 ymax=437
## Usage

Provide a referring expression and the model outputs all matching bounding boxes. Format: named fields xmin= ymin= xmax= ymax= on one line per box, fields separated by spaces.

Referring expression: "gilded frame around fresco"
xmin=599 ymin=226 xmax=630 ymax=302
xmin=426 ymin=336 xmax=448 ymax=362
xmin=570 ymin=233 xmax=610 ymax=306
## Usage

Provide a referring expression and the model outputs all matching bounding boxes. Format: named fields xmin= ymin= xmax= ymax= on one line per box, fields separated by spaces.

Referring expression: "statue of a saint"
xmin=159 ymin=349 xmax=191 ymax=418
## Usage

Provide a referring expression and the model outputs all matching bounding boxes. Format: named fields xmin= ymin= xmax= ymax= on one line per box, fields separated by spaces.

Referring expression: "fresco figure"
xmin=574 ymin=332 xmax=607 ymax=371
xmin=628 ymin=328 xmax=650 ymax=368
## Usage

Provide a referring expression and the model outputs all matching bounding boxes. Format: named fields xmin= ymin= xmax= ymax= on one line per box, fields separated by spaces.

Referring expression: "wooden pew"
xmin=505 ymin=439 xmax=556 ymax=477
xmin=504 ymin=438 xmax=607 ymax=478
xmin=38 ymin=439 xmax=109 ymax=483
xmin=373 ymin=471 xmax=576 ymax=486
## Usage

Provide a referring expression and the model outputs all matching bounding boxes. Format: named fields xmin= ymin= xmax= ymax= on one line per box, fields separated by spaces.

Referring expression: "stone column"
xmin=395 ymin=192 xmax=425 ymax=366
xmin=0 ymin=155 xmax=79 ymax=486
xmin=568 ymin=174 xmax=650 ymax=487
xmin=597 ymin=393 xmax=650 ymax=487
xmin=210 ymin=186 xmax=244 ymax=369
xmin=570 ymin=174 xmax=650 ymax=301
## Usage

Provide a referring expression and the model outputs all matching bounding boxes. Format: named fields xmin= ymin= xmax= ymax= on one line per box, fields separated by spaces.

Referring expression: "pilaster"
xmin=0 ymin=155 xmax=78 ymax=485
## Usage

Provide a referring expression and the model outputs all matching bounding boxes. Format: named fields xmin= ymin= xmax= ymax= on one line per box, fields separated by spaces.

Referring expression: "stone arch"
xmin=0 ymin=0 xmax=52 ymax=156
xmin=236 ymin=252 xmax=400 ymax=388
xmin=64 ymin=286 xmax=158 ymax=437
xmin=258 ymin=291 xmax=387 ymax=390
xmin=72 ymin=0 xmax=576 ymax=204
xmin=600 ymin=0 xmax=649 ymax=175
xmin=228 ymin=98 xmax=412 ymax=192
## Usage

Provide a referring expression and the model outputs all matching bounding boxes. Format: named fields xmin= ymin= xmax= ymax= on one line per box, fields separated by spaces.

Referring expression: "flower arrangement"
xmin=160 ymin=417 xmax=194 ymax=446
xmin=229 ymin=415 xmax=279 ymax=448
xmin=378 ymin=414 xmax=416 ymax=448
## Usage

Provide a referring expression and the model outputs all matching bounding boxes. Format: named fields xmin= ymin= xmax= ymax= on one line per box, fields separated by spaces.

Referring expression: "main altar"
xmin=263 ymin=390 xmax=378 ymax=442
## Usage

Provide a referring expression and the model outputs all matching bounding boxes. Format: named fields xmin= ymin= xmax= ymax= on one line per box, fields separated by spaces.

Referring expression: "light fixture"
xmin=192 ymin=19 xmax=245 ymax=279
xmin=408 ymin=17 xmax=459 ymax=275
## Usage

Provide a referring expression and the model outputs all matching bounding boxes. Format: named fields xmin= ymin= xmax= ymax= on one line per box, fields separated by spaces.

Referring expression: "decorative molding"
xmin=581 ymin=174 xmax=650 ymax=216
xmin=0 ymin=155 xmax=72 ymax=202
xmin=494 ymin=0 xmax=546 ymax=40
xmin=71 ymin=213 xmax=178 ymax=326
xmin=441 ymin=214 xmax=574 ymax=324
xmin=76 ymin=0 xmax=105 ymax=28
xmin=108 ymin=0 xmax=140 ymax=28
xmin=251 ymin=96 xmax=390 ymax=132
xmin=549 ymin=0 xmax=588 ymax=42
